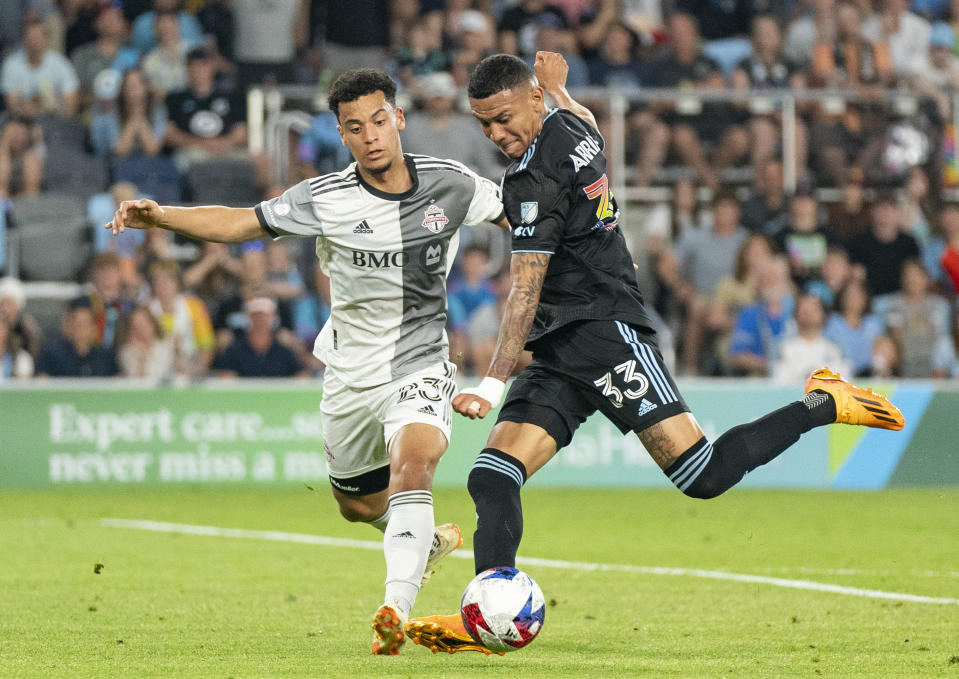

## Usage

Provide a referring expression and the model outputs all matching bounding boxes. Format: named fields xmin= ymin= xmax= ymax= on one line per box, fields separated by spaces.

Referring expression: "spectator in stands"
xmin=772 ymin=292 xmax=849 ymax=383
xmin=0 ymin=313 xmax=33 ymax=380
xmin=728 ymin=254 xmax=796 ymax=376
xmin=130 ymin=0 xmax=202 ymax=55
xmin=863 ymin=0 xmax=931 ymax=77
xmin=88 ymin=182 xmax=146 ymax=293
xmin=142 ymin=11 xmax=189 ymax=98
xmin=804 ymin=244 xmax=853 ymax=308
xmin=0 ymin=276 xmax=41 ymax=358
xmin=741 ymin=159 xmax=788 ymax=235
xmin=69 ymin=2 xmax=138 ymax=111
xmin=674 ymin=0 xmax=754 ymax=40
xmin=0 ymin=114 xmax=44 ymax=199
xmin=868 ymin=332 xmax=901 ymax=377
xmin=35 ymin=297 xmax=118 ymax=377
xmin=296 ymin=110 xmax=351 ymax=177
xmin=880 ymin=258 xmax=957 ymax=376
xmin=671 ymin=190 xmax=749 ymax=373
xmin=182 ymin=241 xmax=243 ymax=334
xmin=449 ymin=244 xmax=500 ymax=376
xmin=401 ymin=71 xmax=503 ymax=181
xmin=706 ymin=233 xmax=775 ymax=375
xmin=90 ymin=68 xmax=166 ymax=158
xmin=775 ymin=185 xmax=831 ymax=288
xmin=849 ymin=192 xmax=922 ymax=296
xmin=911 ymin=21 xmax=959 ymax=119
xmin=900 ymin=166 xmax=935 ymax=245
xmin=164 ymin=47 xmax=248 ymax=170
xmin=929 ymin=202 xmax=959 ymax=294
xmin=117 ymin=305 xmax=179 ymax=379
xmin=527 ymin=13 xmax=588 ymax=89
xmin=585 ymin=20 xmax=646 ymax=89
xmin=394 ymin=17 xmax=452 ymax=90
xmin=147 ymin=258 xmax=214 ymax=378
xmin=1 ymin=18 xmax=79 ymax=117
xmin=784 ymin=0 xmax=836 ymax=67
xmin=84 ymin=252 xmax=136 ymax=350
xmin=213 ymin=295 xmax=305 ymax=378
xmin=292 ymin=260 xmax=330 ymax=349
xmin=265 ymin=240 xmax=305 ymax=321
xmin=825 ymin=166 xmax=871 ymax=248
xmin=498 ymin=0 xmax=568 ymax=59
xmin=319 ymin=0 xmax=390 ymax=74
xmin=732 ymin=15 xmax=809 ymax=181
xmin=449 ymin=10 xmax=497 ymax=88
xmin=809 ymin=1 xmax=894 ymax=184
xmin=825 ymin=278 xmax=884 ymax=376
xmin=650 ymin=13 xmax=749 ymax=190
xmin=231 ymin=0 xmax=308 ymax=90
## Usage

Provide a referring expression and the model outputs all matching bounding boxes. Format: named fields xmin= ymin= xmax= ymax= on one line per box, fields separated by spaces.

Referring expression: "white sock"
xmin=368 ymin=507 xmax=391 ymax=533
xmin=382 ymin=490 xmax=433 ymax=616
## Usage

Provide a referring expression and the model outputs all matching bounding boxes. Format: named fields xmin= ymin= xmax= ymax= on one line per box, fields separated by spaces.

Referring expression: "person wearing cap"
xmin=497 ymin=0 xmax=567 ymax=59
xmin=400 ymin=71 xmax=503 ymax=181
xmin=213 ymin=294 xmax=305 ymax=378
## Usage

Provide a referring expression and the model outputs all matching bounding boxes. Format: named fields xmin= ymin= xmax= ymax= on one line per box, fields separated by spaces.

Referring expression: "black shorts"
xmin=497 ymin=320 xmax=689 ymax=449
xmin=329 ymin=464 xmax=390 ymax=496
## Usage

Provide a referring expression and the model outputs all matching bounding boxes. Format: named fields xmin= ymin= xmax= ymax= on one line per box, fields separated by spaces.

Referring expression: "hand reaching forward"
xmin=106 ymin=198 xmax=165 ymax=236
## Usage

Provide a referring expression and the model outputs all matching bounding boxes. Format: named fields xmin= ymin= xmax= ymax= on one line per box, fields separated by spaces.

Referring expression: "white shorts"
xmin=321 ymin=360 xmax=457 ymax=494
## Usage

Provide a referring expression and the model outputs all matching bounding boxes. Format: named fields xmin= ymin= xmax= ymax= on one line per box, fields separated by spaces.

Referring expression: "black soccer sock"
xmin=468 ymin=448 xmax=527 ymax=574
xmin=665 ymin=391 xmax=836 ymax=499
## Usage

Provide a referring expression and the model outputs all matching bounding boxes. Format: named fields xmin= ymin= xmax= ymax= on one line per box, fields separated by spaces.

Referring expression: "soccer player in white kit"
xmin=107 ymin=68 xmax=509 ymax=655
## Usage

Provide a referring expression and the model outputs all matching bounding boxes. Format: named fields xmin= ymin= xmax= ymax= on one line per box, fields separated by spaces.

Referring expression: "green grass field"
xmin=1 ymin=485 xmax=957 ymax=678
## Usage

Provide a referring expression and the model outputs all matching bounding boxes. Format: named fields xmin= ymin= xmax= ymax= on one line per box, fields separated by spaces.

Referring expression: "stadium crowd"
xmin=1 ymin=0 xmax=959 ymax=381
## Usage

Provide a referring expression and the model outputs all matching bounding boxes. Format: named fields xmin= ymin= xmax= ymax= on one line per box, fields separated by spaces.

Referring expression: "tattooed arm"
xmin=452 ymin=251 xmax=551 ymax=418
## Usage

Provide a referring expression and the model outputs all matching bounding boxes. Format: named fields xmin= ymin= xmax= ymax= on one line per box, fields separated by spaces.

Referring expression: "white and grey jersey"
xmin=256 ymin=154 xmax=505 ymax=387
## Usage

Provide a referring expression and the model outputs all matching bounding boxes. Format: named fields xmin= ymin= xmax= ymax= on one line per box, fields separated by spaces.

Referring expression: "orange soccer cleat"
xmin=371 ymin=604 xmax=407 ymax=655
xmin=421 ymin=523 xmax=463 ymax=586
xmin=405 ymin=613 xmax=503 ymax=655
xmin=805 ymin=367 xmax=905 ymax=431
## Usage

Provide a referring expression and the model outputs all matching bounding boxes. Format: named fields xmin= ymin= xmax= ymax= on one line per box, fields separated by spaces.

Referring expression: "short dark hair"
xmin=467 ymin=54 xmax=534 ymax=100
xmin=328 ymin=69 xmax=397 ymax=119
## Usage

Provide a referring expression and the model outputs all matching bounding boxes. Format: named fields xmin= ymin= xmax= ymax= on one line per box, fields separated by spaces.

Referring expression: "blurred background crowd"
xmin=1 ymin=0 xmax=959 ymax=382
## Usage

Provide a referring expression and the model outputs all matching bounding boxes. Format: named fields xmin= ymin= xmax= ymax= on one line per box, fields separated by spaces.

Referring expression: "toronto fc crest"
xmin=422 ymin=204 xmax=450 ymax=233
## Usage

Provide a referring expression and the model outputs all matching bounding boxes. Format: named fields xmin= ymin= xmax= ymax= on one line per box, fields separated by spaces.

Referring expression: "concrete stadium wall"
xmin=0 ymin=380 xmax=955 ymax=489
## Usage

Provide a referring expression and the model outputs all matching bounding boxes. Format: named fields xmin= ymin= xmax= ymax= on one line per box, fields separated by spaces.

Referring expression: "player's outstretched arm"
xmin=106 ymin=199 xmax=267 ymax=243
xmin=452 ymin=251 xmax=550 ymax=419
xmin=534 ymin=51 xmax=598 ymax=131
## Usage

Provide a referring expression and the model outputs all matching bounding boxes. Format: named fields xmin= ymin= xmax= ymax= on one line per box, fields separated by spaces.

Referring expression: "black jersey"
xmin=502 ymin=108 xmax=654 ymax=348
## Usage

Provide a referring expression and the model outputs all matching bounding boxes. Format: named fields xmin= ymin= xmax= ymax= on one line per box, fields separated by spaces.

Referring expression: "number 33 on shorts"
xmin=592 ymin=359 xmax=650 ymax=409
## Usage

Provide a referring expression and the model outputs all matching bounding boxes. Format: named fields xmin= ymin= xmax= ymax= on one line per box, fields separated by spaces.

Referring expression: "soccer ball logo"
xmin=460 ymin=567 xmax=545 ymax=653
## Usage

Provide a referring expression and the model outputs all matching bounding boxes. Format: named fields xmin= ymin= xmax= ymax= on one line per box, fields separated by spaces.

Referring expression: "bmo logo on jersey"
xmin=350 ymin=239 xmax=446 ymax=272
xmin=352 ymin=250 xmax=409 ymax=268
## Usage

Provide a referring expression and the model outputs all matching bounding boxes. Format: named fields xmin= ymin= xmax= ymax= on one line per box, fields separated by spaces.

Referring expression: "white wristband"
xmin=460 ymin=377 xmax=507 ymax=410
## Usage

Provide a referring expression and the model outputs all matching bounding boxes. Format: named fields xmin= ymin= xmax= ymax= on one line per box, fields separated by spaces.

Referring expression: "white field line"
xmin=100 ymin=518 xmax=959 ymax=606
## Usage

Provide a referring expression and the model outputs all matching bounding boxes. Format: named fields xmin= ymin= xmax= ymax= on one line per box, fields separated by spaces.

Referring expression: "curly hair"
xmin=328 ymin=69 xmax=397 ymax=119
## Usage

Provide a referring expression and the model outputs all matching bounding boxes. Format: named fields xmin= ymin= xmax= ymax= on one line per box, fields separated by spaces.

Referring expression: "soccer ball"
xmin=460 ymin=566 xmax=546 ymax=653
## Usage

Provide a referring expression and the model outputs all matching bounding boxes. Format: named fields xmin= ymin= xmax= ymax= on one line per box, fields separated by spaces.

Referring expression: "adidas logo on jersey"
xmin=637 ymin=398 xmax=657 ymax=417
xmin=417 ymin=405 xmax=437 ymax=416
xmin=353 ymin=220 xmax=373 ymax=234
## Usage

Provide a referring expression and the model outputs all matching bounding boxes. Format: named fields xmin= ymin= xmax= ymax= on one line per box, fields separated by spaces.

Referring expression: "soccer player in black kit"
xmin=406 ymin=52 xmax=905 ymax=655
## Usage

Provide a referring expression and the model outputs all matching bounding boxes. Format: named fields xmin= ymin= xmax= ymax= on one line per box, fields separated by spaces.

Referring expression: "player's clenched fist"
xmin=105 ymin=198 xmax=165 ymax=236
xmin=452 ymin=376 xmax=506 ymax=419
xmin=533 ymin=51 xmax=569 ymax=93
